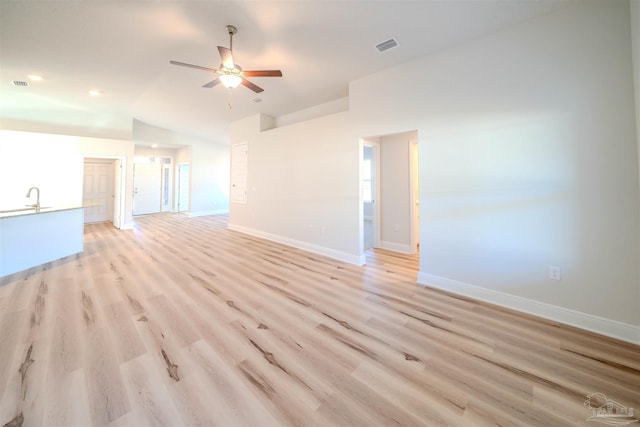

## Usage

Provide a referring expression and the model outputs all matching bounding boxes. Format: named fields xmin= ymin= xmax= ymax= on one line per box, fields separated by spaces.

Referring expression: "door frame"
xmin=83 ymin=155 xmax=126 ymax=229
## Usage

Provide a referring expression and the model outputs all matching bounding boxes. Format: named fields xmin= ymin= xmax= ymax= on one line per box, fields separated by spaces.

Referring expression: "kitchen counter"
xmin=0 ymin=205 xmax=79 ymax=218
xmin=0 ymin=206 xmax=84 ymax=277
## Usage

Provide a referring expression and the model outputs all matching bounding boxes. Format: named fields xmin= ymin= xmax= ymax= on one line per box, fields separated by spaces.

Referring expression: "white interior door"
xmin=133 ymin=163 xmax=162 ymax=216
xmin=177 ymin=163 xmax=190 ymax=212
xmin=83 ymin=160 xmax=114 ymax=223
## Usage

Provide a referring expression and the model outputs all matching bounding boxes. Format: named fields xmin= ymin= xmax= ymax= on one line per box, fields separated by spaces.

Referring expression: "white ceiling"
xmin=0 ymin=0 xmax=571 ymax=144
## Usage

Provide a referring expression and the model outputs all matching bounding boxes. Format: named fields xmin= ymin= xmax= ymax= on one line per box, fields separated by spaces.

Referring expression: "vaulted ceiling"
xmin=0 ymin=0 xmax=571 ymax=144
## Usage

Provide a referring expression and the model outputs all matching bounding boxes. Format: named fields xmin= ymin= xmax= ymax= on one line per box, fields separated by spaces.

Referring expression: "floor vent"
xmin=12 ymin=80 xmax=30 ymax=87
xmin=376 ymin=38 xmax=399 ymax=53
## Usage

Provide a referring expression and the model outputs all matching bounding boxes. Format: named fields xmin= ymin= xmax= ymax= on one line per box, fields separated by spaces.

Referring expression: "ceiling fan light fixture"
xmin=219 ymin=73 xmax=242 ymax=89
xmin=170 ymin=24 xmax=281 ymax=96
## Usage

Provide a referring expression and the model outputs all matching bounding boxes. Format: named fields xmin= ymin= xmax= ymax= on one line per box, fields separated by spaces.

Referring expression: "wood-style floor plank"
xmin=0 ymin=213 xmax=638 ymax=426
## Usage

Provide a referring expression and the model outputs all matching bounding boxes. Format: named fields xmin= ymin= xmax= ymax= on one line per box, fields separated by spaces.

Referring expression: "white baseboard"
xmin=119 ymin=222 xmax=134 ymax=230
xmin=188 ymin=209 xmax=229 ymax=218
xmin=380 ymin=240 xmax=415 ymax=255
xmin=417 ymin=272 xmax=640 ymax=345
xmin=228 ymin=223 xmax=366 ymax=266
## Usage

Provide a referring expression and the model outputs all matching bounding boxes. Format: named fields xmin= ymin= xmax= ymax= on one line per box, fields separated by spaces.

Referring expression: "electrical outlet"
xmin=549 ymin=265 xmax=562 ymax=281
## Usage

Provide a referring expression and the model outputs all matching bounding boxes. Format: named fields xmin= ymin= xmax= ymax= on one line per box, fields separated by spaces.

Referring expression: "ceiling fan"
xmin=170 ymin=25 xmax=282 ymax=94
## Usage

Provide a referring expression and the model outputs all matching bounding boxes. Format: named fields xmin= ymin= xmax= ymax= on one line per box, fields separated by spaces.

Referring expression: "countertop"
xmin=0 ymin=205 xmax=83 ymax=219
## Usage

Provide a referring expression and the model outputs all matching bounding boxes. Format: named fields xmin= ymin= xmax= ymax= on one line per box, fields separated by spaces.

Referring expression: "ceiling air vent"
xmin=376 ymin=37 xmax=399 ymax=53
xmin=12 ymin=80 xmax=30 ymax=87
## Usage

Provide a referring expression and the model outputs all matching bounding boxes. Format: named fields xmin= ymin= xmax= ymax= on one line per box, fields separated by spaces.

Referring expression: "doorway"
xmin=83 ymin=156 xmax=125 ymax=228
xmin=177 ymin=163 xmax=190 ymax=213
xmin=360 ymin=131 xmax=419 ymax=257
xmin=362 ymin=141 xmax=380 ymax=250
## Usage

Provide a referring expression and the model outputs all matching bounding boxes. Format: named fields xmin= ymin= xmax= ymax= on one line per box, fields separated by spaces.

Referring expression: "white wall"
xmin=275 ymin=97 xmax=349 ymax=128
xmin=0 ymin=129 xmax=135 ymax=226
xmin=134 ymin=146 xmax=177 ymax=158
xmin=189 ymin=141 xmax=229 ymax=215
xmin=0 ymin=131 xmax=83 ymax=210
xmin=350 ymin=0 xmax=640 ymax=341
xmin=229 ymin=112 xmax=362 ymax=264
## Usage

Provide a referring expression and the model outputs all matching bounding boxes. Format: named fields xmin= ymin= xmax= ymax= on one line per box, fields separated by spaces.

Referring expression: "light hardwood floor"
xmin=0 ymin=213 xmax=638 ymax=426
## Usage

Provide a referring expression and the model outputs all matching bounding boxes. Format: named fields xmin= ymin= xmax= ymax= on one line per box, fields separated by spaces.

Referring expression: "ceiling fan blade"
xmin=244 ymin=70 xmax=283 ymax=77
xmin=170 ymin=60 xmax=218 ymax=73
xmin=202 ymin=78 xmax=221 ymax=88
xmin=241 ymin=78 xmax=264 ymax=93
xmin=217 ymin=46 xmax=234 ymax=68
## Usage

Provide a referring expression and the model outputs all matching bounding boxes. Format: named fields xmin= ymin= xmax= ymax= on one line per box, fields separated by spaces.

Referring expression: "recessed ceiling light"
xmin=151 ymin=144 xmax=159 ymax=148
xmin=28 ymin=75 xmax=43 ymax=81
xmin=89 ymin=90 xmax=101 ymax=97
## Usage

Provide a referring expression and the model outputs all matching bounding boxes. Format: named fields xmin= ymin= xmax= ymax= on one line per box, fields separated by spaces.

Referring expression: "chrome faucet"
xmin=26 ymin=186 xmax=40 ymax=212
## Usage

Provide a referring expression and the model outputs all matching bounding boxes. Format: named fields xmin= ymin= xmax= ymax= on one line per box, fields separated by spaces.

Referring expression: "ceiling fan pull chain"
xmin=228 ymin=89 xmax=233 ymax=109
